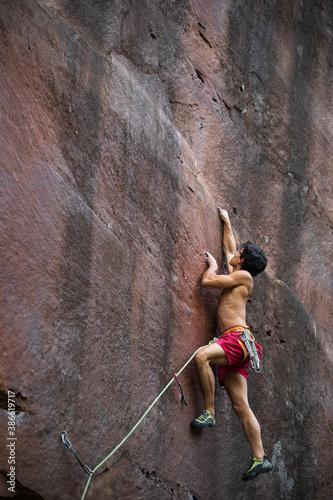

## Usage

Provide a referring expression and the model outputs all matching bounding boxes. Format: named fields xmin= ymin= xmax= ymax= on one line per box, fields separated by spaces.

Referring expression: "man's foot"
xmin=241 ymin=456 xmax=272 ymax=481
xmin=190 ymin=410 xmax=216 ymax=428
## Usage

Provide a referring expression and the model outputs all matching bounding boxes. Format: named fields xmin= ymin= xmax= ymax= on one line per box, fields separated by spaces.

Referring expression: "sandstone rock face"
xmin=1 ymin=1 xmax=332 ymax=499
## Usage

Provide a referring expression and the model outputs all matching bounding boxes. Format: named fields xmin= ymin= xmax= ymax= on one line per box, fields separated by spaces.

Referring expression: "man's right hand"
xmin=218 ymin=208 xmax=230 ymax=226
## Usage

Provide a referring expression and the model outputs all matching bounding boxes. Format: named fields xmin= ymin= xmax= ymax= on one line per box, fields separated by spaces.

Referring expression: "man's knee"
xmin=195 ymin=348 xmax=209 ymax=366
xmin=195 ymin=344 xmax=228 ymax=368
xmin=232 ymin=399 xmax=250 ymax=419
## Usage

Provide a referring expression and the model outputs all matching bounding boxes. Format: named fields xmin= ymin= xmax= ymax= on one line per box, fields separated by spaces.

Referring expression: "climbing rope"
xmin=62 ymin=344 xmax=206 ymax=500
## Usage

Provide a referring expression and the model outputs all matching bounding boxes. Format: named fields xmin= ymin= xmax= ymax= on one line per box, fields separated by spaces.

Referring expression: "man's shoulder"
xmin=230 ymin=270 xmax=253 ymax=293
xmin=230 ymin=269 xmax=253 ymax=282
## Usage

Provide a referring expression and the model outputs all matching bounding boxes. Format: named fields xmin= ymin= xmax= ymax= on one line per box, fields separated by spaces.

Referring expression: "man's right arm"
xmin=218 ymin=209 xmax=236 ymax=274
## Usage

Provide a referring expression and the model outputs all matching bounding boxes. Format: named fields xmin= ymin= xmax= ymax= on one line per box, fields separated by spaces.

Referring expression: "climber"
xmin=191 ymin=208 xmax=272 ymax=481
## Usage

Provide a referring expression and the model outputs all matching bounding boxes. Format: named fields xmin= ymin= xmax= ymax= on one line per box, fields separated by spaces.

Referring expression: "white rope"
xmin=80 ymin=345 xmax=207 ymax=499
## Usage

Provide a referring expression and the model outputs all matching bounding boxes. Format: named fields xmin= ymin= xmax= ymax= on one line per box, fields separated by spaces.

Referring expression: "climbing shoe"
xmin=241 ymin=455 xmax=272 ymax=481
xmin=191 ymin=410 xmax=216 ymax=428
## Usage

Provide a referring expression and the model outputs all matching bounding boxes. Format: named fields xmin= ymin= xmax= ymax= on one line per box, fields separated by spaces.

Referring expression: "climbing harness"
xmin=216 ymin=325 xmax=262 ymax=374
xmin=61 ymin=345 xmax=206 ymax=500
xmin=61 ymin=431 xmax=93 ymax=476
xmin=174 ymin=373 xmax=187 ymax=407
xmin=239 ymin=329 xmax=262 ymax=373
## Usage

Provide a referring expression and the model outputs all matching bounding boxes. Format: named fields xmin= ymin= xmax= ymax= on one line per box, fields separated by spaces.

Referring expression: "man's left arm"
xmin=202 ymin=253 xmax=251 ymax=289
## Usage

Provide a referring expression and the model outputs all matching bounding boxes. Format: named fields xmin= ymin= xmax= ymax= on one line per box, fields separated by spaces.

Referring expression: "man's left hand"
xmin=205 ymin=252 xmax=218 ymax=268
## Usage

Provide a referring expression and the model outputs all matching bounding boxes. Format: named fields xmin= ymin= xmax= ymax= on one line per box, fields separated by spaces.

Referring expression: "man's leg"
xmin=193 ymin=343 xmax=229 ymax=417
xmin=223 ymin=371 xmax=264 ymax=460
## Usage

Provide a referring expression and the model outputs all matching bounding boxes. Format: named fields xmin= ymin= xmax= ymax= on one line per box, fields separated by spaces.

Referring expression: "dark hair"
xmin=240 ymin=241 xmax=267 ymax=277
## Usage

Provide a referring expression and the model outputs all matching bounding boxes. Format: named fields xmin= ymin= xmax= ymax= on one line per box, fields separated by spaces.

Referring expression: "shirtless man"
xmin=191 ymin=208 xmax=272 ymax=481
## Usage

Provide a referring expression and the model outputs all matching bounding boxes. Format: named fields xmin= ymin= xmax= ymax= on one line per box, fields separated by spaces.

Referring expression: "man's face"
xmin=229 ymin=249 xmax=243 ymax=268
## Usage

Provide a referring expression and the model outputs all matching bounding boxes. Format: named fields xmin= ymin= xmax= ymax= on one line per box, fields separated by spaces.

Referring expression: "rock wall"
xmin=1 ymin=1 xmax=332 ymax=499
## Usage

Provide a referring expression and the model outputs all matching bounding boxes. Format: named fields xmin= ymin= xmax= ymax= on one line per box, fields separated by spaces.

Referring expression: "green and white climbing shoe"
xmin=190 ymin=410 xmax=216 ymax=428
xmin=241 ymin=455 xmax=272 ymax=481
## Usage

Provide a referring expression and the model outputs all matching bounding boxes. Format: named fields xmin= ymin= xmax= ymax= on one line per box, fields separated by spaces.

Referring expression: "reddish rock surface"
xmin=1 ymin=1 xmax=332 ymax=499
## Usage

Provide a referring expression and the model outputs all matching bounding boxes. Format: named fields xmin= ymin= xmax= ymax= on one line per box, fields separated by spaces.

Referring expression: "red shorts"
xmin=215 ymin=326 xmax=262 ymax=385
xmin=214 ymin=326 xmax=262 ymax=385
